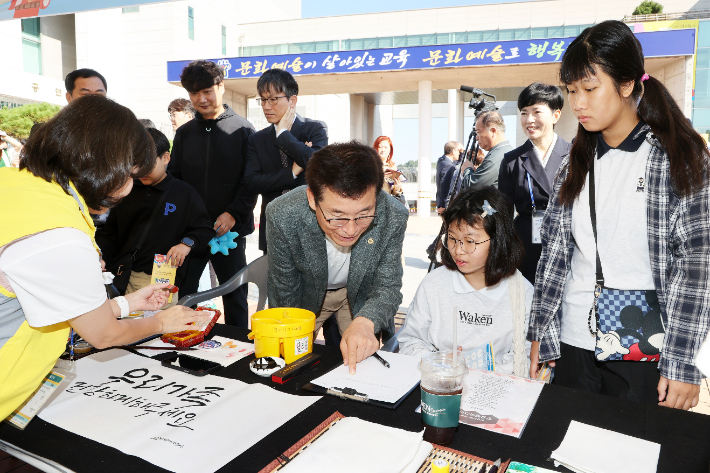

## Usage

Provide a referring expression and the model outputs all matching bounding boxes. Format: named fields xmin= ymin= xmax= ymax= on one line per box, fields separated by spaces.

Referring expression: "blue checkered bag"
xmin=593 ymin=288 xmax=664 ymax=362
xmin=587 ymin=162 xmax=665 ymax=362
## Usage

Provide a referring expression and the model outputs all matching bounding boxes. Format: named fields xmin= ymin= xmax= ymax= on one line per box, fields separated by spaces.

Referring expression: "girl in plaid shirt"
xmin=529 ymin=20 xmax=710 ymax=409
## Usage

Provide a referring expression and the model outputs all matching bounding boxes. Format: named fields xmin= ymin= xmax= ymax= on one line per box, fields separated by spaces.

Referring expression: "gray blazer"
xmin=265 ymin=186 xmax=409 ymax=337
xmin=460 ymin=140 xmax=514 ymax=191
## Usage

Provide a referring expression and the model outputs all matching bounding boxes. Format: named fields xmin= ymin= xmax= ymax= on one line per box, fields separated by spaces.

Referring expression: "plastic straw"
xmin=453 ymin=305 xmax=458 ymax=366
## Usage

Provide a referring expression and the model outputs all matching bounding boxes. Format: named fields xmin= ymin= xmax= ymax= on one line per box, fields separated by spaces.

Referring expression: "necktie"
xmin=280 ymin=149 xmax=290 ymax=195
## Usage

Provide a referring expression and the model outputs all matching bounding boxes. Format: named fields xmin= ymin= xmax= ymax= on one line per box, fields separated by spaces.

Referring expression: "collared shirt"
xmin=528 ymin=124 xmax=710 ymax=385
xmin=560 ymin=121 xmax=654 ymax=350
xmin=531 ymin=133 xmax=558 ymax=168
xmin=596 ymin=120 xmax=646 ymax=159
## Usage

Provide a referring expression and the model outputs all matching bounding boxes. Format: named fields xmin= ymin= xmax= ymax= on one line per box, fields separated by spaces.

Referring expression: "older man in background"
xmin=460 ymin=111 xmax=512 ymax=191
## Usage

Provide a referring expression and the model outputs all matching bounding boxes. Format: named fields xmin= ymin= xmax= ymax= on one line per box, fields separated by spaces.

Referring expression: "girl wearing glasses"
xmin=398 ymin=187 xmax=533 ymax=377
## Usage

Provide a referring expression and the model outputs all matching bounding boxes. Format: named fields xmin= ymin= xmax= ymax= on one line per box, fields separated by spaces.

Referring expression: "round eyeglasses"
xmin=444 ymin=234 xmax=490 ymax=254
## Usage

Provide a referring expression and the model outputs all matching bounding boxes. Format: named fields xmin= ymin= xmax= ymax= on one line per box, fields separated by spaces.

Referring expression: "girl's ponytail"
xmin=637 ymin=75 xmax=708 ymax=195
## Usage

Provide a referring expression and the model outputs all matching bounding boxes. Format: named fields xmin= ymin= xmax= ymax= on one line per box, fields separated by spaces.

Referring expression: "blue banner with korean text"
xmin=167 ymin=29 xmax=695 ymax=81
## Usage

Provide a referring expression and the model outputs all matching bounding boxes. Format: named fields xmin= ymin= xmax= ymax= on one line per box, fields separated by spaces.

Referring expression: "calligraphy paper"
xmin=458 ymin=369 xmax=544 ymax=438
xmin=39 ymin=351 xmax=319 ymax=473
xmin=310 ymin=351 xmax=420 ymax=403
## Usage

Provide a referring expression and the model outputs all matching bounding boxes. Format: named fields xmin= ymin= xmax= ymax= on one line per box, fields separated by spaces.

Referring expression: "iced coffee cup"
xmin=419 ymin=350 xmax=468 ymax=445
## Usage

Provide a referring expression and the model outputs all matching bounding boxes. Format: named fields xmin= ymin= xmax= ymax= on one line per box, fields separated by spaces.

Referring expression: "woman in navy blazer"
xmin=498 ymin=83 xmax=571 ymax=284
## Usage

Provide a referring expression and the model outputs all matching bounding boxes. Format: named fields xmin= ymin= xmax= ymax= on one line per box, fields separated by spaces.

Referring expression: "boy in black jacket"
xmin=169 ymin=60 xmax=257 ymax=327
xmin=97 ymin=128 xmax=214 ymax=301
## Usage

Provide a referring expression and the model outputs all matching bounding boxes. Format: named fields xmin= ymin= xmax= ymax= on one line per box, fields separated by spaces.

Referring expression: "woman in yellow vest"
xmin=0 ymin=96 xmax=214 ymax=420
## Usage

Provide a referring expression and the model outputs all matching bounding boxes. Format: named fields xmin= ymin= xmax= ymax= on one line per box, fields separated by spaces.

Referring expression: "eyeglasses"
xmin=317 ymin=203 xmax=376 ymax=228
xmin=444 ymin=234 xmax=490 ymax=254
xmin=256 ymin=96 xmax=289 ymax=106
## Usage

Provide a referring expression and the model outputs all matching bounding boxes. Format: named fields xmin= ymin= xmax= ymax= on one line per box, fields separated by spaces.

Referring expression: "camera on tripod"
xmin=461 ymin=85 xmax=499 ymax=118
xmin=425 ymin=86 xmax=500 ymax=269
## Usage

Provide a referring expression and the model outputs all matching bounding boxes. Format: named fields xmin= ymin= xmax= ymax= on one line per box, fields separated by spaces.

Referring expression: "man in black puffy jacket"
xmin=169 ymin=60 xmax=257 ymax=327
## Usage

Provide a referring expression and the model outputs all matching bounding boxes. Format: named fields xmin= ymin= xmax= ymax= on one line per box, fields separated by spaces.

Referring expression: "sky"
xmin=301 ymin=0 xmax=530 ymax=18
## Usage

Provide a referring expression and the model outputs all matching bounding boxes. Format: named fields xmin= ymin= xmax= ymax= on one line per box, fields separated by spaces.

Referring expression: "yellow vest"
xmin=0 ymin=168 xmax=100 ymax=420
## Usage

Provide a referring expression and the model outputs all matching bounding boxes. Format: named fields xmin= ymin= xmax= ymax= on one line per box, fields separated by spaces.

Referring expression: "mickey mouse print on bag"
xmin=595 ymin=290 xmax=665 ymax=362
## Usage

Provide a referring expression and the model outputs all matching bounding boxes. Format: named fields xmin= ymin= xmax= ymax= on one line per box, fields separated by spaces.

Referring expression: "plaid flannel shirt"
xmin=528 ymin=125 xmax=710 ymax=385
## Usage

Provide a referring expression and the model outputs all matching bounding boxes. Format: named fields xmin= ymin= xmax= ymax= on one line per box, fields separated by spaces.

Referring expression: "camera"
xmin=460 ymin=85 xmax=499 ymax=118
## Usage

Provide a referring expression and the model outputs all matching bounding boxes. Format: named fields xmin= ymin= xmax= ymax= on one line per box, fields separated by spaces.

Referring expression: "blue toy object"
xmin=208 ymin=231 xmax=239 ymax=256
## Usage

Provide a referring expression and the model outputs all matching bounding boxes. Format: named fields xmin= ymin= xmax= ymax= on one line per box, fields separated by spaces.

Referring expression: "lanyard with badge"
xmin=526 ymin=173 xmax=544 ymax=244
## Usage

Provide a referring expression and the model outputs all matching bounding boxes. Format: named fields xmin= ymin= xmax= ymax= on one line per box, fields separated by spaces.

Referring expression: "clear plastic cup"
xmin=419 ymin=350 xmax=468 ymax=445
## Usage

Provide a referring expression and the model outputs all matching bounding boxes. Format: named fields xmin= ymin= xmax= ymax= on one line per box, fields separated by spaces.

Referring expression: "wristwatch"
xmin=181 ymin=237 xmax=194 ymax=248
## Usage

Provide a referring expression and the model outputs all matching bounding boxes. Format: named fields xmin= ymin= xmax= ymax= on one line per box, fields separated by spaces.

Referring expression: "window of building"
xmin=222 ymin=25 xmax=227 ymax=54
xmin=21 ymin=18 xmax=42 ymax=75
xmin=188 ymin=6 xmax=194 ymax=40
xmin=237 ymin=22 xmax=599 ymax=58
xmin=122 ymin=6 xmax=139 ymax=13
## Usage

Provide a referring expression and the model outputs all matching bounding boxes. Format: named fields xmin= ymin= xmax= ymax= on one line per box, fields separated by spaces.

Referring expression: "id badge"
xmin=5 ymin=371 xmax=65 ymax=429
xmin=532 ymin=210 xmax=544 ymax=244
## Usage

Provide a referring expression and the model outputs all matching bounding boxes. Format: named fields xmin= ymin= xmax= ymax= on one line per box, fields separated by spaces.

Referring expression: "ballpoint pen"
xmin=372 ymin=352 xmax=390 ymax=368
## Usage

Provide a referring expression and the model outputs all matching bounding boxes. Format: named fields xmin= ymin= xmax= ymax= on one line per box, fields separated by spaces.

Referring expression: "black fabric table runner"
xmin=1 ymin=325 xmax=709 ymax=472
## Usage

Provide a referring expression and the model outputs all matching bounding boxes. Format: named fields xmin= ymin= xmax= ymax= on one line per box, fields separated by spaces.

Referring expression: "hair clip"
xmin=480 ymin=200 xmax=497 ymax=218
xmin=640 ymin=73 xmax=650 ymax=82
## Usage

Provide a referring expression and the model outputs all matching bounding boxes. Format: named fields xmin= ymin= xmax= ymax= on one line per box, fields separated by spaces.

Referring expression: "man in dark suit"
xmin=498 ymin=83 xmax=571 ymax=284
xmin=169 ymin=60 xmax=257 ymax=328
xmin=245 ymin=69 xmax=328 ymax=253
xmin=267 ymin=142 xmax=408 ymax=374
xmin=460 ymin=111 xmax=513 ymax=191
xmin=435 ymin=141 xmax=461 ymax=215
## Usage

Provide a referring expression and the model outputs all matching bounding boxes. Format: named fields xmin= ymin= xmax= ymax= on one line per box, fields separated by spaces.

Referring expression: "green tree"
xmin=0 ymin=102 xmax=62 ymax=139
xmin=633 ymin=1 xmax=663 ymax=15
xmin=400 ymin=159 xmax=418 ymax=168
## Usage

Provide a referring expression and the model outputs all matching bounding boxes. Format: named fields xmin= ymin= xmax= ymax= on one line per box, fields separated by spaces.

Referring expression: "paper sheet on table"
xmin=550 ymin=421 xmax=660 ymax=473
xmin=39 ymin=351 xmax=319 ymax=473
xmin=401 ymin=440 xmax=434 ymax=473
xmin=281 ymin=417 xmax=424 ymax=473
xmin=458 ymin=369 xmax=544 ymax=438
xmin=141 ymin=336 xmax=254 ymax=367
xmin=310 ymin=351 xmax=420 ymax=403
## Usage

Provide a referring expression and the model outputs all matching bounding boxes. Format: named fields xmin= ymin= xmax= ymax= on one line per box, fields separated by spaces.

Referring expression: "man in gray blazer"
xmin=266 ymin=141 xmax=409 ymax=374
xmin=460 ymin=111 xmax=512 ymax=191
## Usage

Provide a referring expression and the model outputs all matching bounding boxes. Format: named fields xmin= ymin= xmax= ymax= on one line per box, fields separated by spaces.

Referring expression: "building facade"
xmin=0 ymin=0 xmax=301 ymax=136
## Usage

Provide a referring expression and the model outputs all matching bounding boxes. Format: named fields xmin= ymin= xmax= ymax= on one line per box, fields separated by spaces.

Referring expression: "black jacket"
xmin=244 ymin=116 xmax=328 ymax=251
xmin=498 ymin=137 xmax=571 ymax=283
xmin=96 ymin=173 xmax=215 ymax=277
xmin=169 ymin=104 xmax=257 ymax=237
xmin=435 ymin=154 xmax=455 ymax=208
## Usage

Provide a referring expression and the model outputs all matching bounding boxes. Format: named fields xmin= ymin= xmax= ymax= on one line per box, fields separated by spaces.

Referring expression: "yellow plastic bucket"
xmin=247 ymin=308 xmax=316 ymax=364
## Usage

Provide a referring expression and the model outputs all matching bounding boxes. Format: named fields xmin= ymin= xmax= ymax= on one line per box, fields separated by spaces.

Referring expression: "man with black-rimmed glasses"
xmin=265 ymin=142 xmax=408 ymax=374
xmin=245 ymin=68 xmax=328 ymax=254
